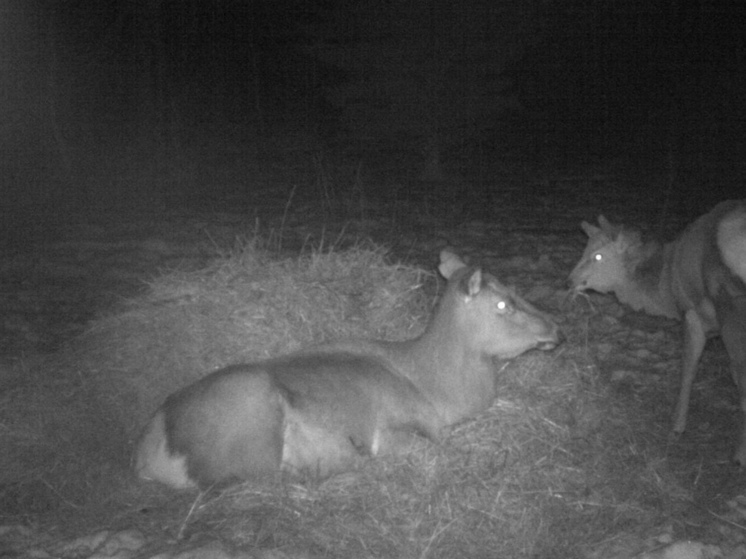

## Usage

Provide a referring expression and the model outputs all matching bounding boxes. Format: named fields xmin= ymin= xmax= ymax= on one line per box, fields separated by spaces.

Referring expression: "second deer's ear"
xmin=581 ymin=221 xmax=602 ymax=238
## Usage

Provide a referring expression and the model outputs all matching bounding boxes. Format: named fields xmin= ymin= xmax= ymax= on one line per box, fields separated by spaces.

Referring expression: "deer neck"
xmin=618 ymin=241 xmax=681 ymax=320
xmin=391 ymin=313 xmax=496 ymax=423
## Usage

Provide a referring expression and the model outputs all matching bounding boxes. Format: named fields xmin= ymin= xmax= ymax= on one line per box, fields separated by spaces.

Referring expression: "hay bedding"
xmin=0 ymin=240 xmax=728 ymax=558
xmin=0 ymin=243 xmax=427 ymax=510
xmin=73 ymin=242 xmax=432 ymax=440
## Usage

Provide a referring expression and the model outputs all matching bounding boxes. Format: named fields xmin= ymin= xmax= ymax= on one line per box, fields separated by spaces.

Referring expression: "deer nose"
xmin=538 ymin=326 xmax=564 ymax=350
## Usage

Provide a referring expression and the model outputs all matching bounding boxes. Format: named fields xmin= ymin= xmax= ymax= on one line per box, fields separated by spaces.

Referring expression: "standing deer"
xmin=569 ymin=200 xmax=746 ymax=462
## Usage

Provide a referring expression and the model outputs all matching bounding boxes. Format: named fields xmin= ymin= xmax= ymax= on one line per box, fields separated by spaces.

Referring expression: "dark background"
xmin=1 ymin=0 xmax=744 ymax=224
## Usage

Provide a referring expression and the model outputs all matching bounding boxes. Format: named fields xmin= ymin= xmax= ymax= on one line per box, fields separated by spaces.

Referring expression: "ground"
xmin=1 ymin=175 xmax=745 ymax=559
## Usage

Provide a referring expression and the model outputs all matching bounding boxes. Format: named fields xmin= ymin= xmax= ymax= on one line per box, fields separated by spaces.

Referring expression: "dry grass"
xmin=72 ymin=240 xmax=432 ymax=439
xmin=0 ymin=242 xmax=432 ymax=520
xmin=0 ymin=240 xmax=700 ymax=558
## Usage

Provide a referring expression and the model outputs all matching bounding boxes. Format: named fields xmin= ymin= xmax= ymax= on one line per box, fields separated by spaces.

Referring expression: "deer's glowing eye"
xmin=593 ymin=252 xmax=603 ymax=262
xmin=496 ymin=300 xmax=508 ymax=313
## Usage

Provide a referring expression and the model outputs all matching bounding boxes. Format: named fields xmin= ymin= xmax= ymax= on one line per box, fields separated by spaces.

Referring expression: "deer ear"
xmin=580 ymin=221 xmax=602 ymax=238
xmin=439 ymin=249 xmax=468 ymax=280
xmin=465 ymin=268 xmax=482 ymax=298
xmin=597 ymin=215 xmax=623 ymax=239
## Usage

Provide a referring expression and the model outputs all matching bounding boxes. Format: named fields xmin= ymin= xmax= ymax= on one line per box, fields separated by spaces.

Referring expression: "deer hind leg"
xmin=719 ymin=299 xmax=746 ymax=465
xmin=673 ymin=310 xmax=707 ymax=435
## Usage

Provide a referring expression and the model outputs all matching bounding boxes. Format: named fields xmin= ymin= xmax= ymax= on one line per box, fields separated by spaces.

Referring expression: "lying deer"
xmin=135 ymin=249 xmax=562 ymax=489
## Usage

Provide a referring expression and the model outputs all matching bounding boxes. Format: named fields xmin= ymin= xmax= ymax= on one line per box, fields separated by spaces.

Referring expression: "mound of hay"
xmin=0 ymin=242 xmax=433 ymax=521
xmin=72 ymin=242 xmax=432 ymax=442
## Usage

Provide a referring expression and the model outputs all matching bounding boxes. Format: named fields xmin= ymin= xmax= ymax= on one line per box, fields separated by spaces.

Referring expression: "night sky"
xmin=1 ymin=0 xmax=744 ymax=213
